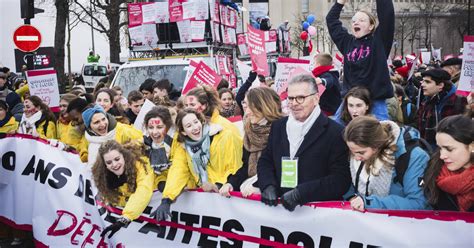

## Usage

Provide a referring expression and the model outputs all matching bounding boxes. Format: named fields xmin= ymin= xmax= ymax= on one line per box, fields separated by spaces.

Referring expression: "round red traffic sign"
xmin=13 ymin=25 xmax=42 ymax=52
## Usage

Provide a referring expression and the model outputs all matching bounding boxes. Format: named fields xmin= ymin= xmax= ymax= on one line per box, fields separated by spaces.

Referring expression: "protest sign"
xmin=133 ymin=99 xmax=156 ymax=132
xmin=274 ymin=57 xmax=310 ymax=95
xmin=26 ymin=69 xmax=60 ymax=112
xmin=128 ymin=3 xmax=143 ymax=27
xmin=458 ymin=36 xmax=474 ymax=96
xmin=169 ymin=0 xmax=184 ymax=22
xmin=182 ymin=61 xmax=222 ymax=94
xmin=247 ymin=25 xmax=269 ymax=76
xmin=155 ymin=1 xmax=170 ymax=23
xmin=1 ymin=135 xmax=473 ymax=247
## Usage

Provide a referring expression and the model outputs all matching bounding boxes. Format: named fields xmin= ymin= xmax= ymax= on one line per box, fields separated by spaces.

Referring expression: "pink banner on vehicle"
xmin=128 ymin=3 xmax=143 ymax=27
xmin=247 ymin=25 xmax=269 ymax=76
xmin=182 ymin=61 xmax=222 ymax=95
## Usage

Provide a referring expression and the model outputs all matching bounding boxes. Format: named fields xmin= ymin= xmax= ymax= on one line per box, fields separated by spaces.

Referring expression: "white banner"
xmin=141 ymin=3 xmax=157 ymax=24
xmin=177 ymin=20 xmax=192 ymax=43
xmin=25 ymin=69 xmax=60 ymax=110
xmin=155 ymin=1 xmax=170 ymax=23
xmin=0 ymin=136 xmax=473 ymax=247
xmin=458 ymin=36 xmax=474 ymax=94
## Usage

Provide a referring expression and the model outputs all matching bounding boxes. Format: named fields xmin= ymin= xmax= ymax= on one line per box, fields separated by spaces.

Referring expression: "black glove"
xmin=281 ymin=188 xmax=301 ymax=212
xmin=261 ymin=185 xmax=278 ymax=206
xmin=248 ymin=71 xmax=257 ymax=83
xmin=101 ymin=216 xmax=130 ymax=239
xmin=151 ymin=198 xmax=172 ymax=222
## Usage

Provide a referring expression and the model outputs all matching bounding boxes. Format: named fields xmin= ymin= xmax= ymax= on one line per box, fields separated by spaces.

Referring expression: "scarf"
xmin=220 ymin=103 xmax=237 ymax=118
xmin=85 ymin=128 xmax=116 ymax=166
xmin=184 ymin=125 xmax=211 ymax=185
xmin=244 ymin=118 xmax=271 ymax=177
xmin=146 ymin=137 xmax=172 ymax=175
xmin=436 ymin=165 xmax=474 ymax=212
xmin=311 ymin=65 xmax=334 ymax=77
xmin=286 ymin=105 xmax=321 ymax=159
xmin=19 ymin=111 xmax=43 ymax=136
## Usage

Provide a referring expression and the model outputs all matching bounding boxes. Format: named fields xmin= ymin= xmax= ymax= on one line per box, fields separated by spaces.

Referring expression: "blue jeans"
xmin=334 ymin=99 xmax=389 ymax=125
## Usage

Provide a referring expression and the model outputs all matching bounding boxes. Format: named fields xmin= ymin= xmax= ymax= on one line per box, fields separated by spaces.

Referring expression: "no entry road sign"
xmin=13 ymin=25 xmax=42 ymax=52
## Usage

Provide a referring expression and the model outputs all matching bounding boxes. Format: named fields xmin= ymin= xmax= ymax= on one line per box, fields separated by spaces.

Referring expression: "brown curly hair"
xmin=92 ymin=140 xmax=148 ymax=205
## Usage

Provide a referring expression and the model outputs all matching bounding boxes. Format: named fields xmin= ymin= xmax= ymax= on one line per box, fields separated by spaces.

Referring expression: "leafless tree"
xmin=71 ymin=0 xmax=130 ymax=63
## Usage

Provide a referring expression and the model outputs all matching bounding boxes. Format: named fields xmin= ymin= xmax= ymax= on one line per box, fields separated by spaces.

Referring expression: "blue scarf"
xmin=184 ymin=125 xmax=211 ymax=185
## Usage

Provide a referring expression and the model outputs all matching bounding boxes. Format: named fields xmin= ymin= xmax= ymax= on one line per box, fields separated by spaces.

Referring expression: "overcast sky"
xmin=0 ymin=0 xmax=113 ymax=73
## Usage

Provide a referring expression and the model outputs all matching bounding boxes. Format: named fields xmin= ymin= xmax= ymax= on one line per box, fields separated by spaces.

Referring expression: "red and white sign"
xmin=26 ymin=69 xmax=60 ymax=112
xmin=169 ymin=0 xmax=185 ymax=22
xmin=247 ymin=25 xmax=269 ymax=76
xmin=13 ymin=25 xmax=42 ymax=52
xmin=458 ymin=35 xmax=474 ymax=96
xmin=182 ymin=61 xmax=222 ymax=94
xmin=128 ymin=3 xmax=143 ymax=27
xmin=274 ymin=57 xmax=310 ymax=95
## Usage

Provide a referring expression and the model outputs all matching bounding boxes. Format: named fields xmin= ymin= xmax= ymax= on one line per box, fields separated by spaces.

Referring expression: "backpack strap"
xmin=393 ymin=127 xmax=417 ymax=187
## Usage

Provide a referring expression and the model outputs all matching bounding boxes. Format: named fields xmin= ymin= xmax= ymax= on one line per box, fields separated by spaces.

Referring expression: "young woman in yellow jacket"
xmin=18 ymin=95 xmax=56 ymax=139
xmin=81 ymin=104 xmax=143 ymax=166
xmin=152 ymin=108 xmax=242 ymax=222
xmin=56 ymin=94 xmax=86 ymax=152
xmin=92 ymin=140 xmax=155 ymax=239
xmin=0 ymin=100 xmax=18 ymax=133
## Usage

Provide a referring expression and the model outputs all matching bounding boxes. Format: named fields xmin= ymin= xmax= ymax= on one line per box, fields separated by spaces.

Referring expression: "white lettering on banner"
xmin=0 ymin=136 xmax=473 ymax=247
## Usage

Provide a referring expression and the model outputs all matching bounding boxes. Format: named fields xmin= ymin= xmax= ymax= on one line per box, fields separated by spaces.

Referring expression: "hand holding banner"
xmin=247 ymin=25 xmax=269 ymax=76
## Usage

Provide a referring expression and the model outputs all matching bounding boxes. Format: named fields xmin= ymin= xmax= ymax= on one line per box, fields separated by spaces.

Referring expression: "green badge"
xmin=281 ymin=157 xmax=298 ymax=188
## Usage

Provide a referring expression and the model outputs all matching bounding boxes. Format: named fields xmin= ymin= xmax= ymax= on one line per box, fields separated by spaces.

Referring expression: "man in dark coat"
xmin=258 ymin=74 xmax=351 ymax=212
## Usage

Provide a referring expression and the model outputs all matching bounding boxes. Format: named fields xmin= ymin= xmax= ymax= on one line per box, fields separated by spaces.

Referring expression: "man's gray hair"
xmin=288 ymin=74 xmax=318 ymax=93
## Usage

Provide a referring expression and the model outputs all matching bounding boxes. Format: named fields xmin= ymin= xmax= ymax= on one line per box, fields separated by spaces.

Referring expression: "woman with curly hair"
xmin=343 ymin=116 xmax=430 ymax=211
xmin=93 ymin=140 xmax=154 ymax=239
xmin=423 ymin=115 xmax=473 ymax=212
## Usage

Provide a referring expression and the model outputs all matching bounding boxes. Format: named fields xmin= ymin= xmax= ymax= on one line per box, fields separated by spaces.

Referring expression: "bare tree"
xmin=445 ymin=4 xmax=472 ymax=41
xmin=54 ymin=0 xmax=69 ymax=88
xmin=412 ymin=0 xmax=448 ymax=49
xmin=72 ymin=0 xmax=130 ymax=63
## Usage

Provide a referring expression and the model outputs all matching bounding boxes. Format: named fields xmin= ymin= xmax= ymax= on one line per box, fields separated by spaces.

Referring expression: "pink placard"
xmin=169 ymin=0 xmax=184 ymax=22
xmin=247 ymin=25 xmax=269 ymax=76
xmin=182 ymin=61 xmax=222 ymax=94
xmin=128 ymin=3 xmax=143 ymax=27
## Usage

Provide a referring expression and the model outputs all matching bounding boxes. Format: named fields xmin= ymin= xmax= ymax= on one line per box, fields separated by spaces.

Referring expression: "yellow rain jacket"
xmin=163 ymin=127 xmax=243 ymax=201
xmin=0 ymin=116 xmax=18 ymax=133
xmin=116 ymin=159 xmax=155 ymax=221
xmin=37 ymin=119 xmax=57 ymax=139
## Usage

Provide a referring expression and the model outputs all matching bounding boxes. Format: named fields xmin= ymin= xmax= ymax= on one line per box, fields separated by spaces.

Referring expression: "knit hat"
xmin=440 ymin=58 xmax=462 ymax=67
xmin=421 ymin=69 xmax=451 ymax=83
xmin=82 ymin=104 xmax=106 ymax=129
xmin=395 ymin=65 xmax=409 ymax=79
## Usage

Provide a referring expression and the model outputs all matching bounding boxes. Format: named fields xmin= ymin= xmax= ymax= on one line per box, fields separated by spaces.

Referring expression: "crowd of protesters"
xmin=0 ymin=0 xmax=472 ymax=244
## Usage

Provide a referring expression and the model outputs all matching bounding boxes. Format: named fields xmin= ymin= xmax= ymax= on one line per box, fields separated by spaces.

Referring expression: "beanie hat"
xmin=440 ymin=58 xmax=462 ymax=67
xmin=421 ymin=69 xmax=451 ymax=84
xmin=395 ymin=65 xmax=409 ymax=79
xmin=82 ymin=104 xmax=106 ymax=129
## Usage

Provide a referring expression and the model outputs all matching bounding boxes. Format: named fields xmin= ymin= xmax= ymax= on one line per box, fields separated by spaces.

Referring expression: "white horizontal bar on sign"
xmin=16 ymin=36 xmax=39 ymax=41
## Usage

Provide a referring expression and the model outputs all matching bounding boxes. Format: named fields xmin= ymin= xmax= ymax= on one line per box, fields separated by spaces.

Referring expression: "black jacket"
xmin=257 ymin=113 xmax=351 ymax=204
xmin=319 ymin=70 xmax=342 ymax=114
xmin=433 ymin=191 xmax=474 ymax=212
xmin=326 ymin=0 xmax=394 ymax=100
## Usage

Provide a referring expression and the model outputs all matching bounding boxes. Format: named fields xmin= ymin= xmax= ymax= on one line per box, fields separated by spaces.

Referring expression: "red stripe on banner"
xmin=456 ymin=90 xmax=470 ymax=97
xmin=97 ymin=201 xmax=303 ymax=248
xmin=464 ymin=35 xmax=474 ymax=42
xmin=26 ymin=69 xmax=56 ymax=77
xmin=0 ymin=216 xmax=33 ymax=231
xmin=187 ymin=189 xmax=474 ymax=223
xmin=227 ymin=115 xmax=242 ymax=122
xmin=277 ymin=57 xmax=310 ymax=64
xmin=34 ymin=239 xmax=49 ymax=248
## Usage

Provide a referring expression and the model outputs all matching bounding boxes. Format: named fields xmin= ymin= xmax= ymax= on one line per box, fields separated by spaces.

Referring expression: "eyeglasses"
xmin=287 ymin=93 xmax=316 ymax=104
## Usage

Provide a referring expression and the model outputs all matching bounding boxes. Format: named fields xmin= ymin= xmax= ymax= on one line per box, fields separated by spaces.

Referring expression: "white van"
xmin=110 ymin=57 xmax=216 ymax=97
xmin=81 ymin=62 xmax=121 ymax=90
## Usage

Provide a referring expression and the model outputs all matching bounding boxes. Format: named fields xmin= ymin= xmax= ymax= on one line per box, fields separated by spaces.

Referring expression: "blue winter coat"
xmin=346 ymin=124 xmax=430 ymax=210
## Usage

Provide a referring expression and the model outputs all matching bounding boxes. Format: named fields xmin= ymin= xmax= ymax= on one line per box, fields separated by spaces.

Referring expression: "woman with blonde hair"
xmin=93 ymin=140 xmax=154 ymax=238
xmin=220 ymin=87 xmax=282 ymax=197
xmin=343 ymin=116 xmax=429 ymax=210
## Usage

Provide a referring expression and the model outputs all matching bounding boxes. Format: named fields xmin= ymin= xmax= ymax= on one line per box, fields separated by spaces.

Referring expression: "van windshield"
xmin=113 ymin=64 xmax=187 ymax=96
xmin=83 ymin=65 xmax=108 ymax=76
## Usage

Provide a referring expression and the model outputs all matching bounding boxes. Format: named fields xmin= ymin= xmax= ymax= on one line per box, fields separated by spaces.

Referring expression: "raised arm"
xmin=375 ymin=0 xmax=395 ymax=58
xmin=326 ymin=0 xmax=352 ymax=53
